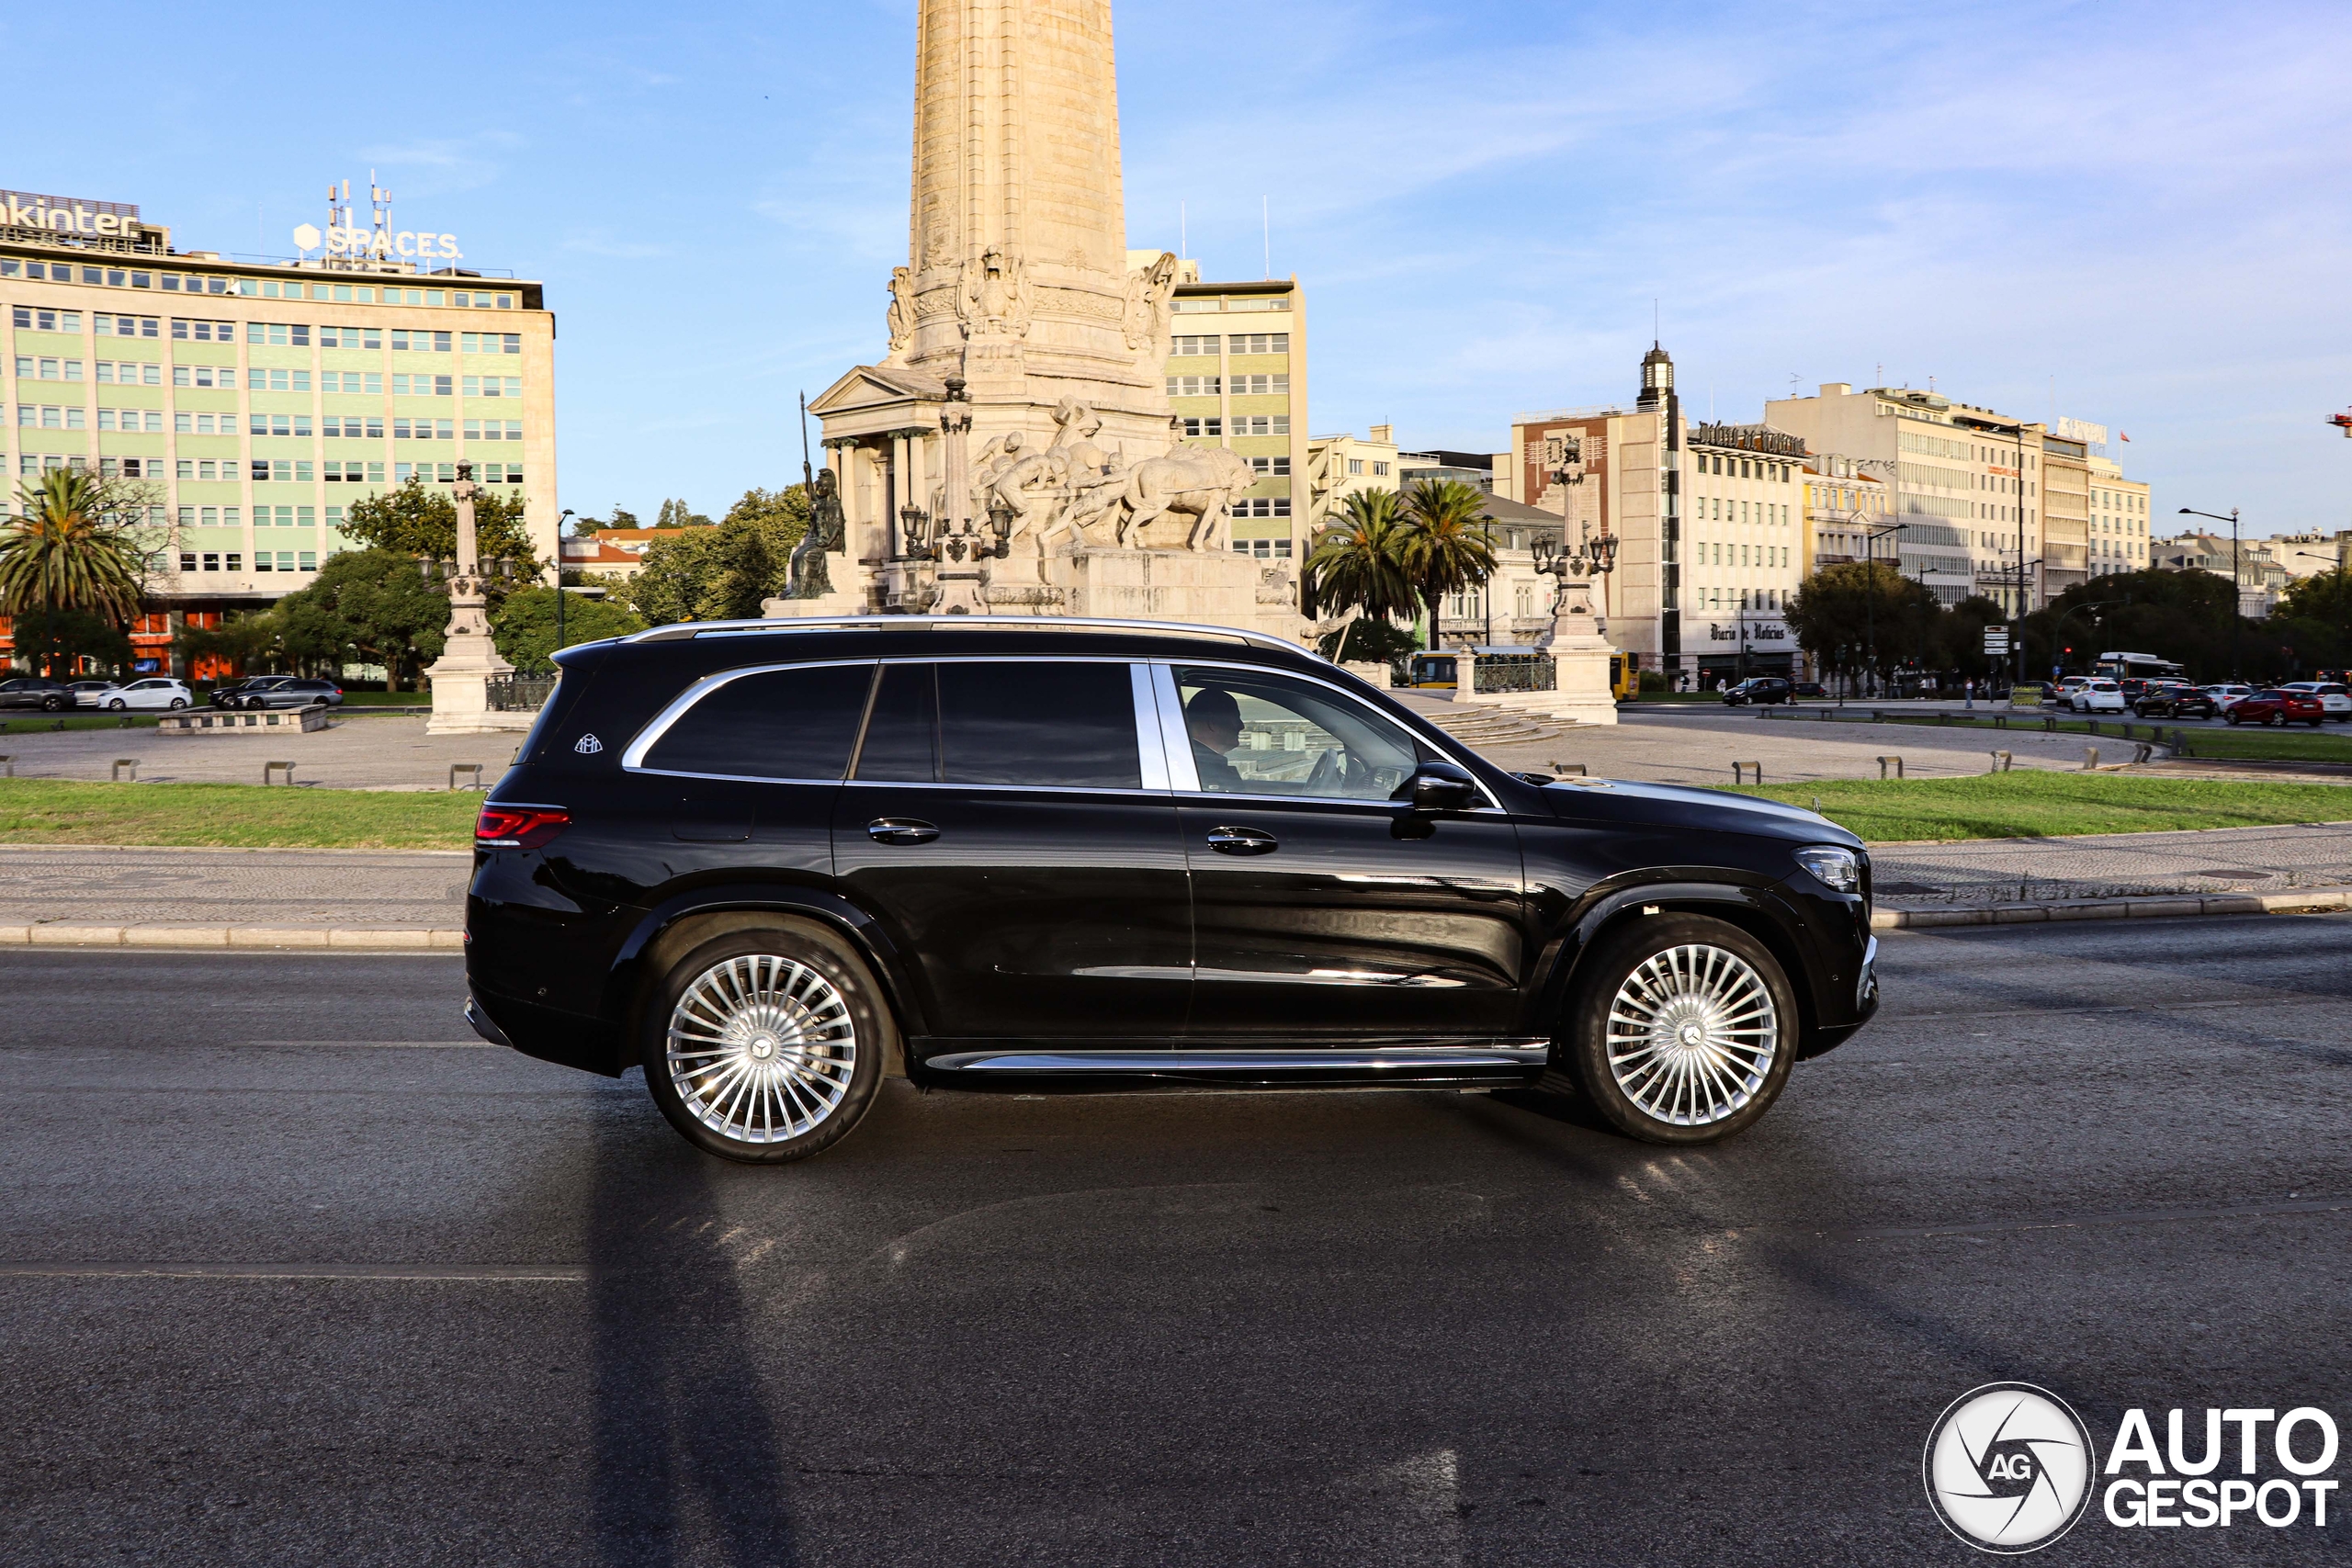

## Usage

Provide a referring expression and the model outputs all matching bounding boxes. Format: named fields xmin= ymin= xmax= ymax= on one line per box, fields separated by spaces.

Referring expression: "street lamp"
xmin=551 ymin=507 xmax=576 ymax=657
xmin=2179 ymin=506 xmax=2242 ymax=679
xmin=2295 ymin=549 xmax=2348 ymax=678
xmin=1861 ymin=522 xmax=1906 ymax=698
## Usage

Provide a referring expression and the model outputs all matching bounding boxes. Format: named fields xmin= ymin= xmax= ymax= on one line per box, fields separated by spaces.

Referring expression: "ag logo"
xmin=1924 ymin=1382 xmax=2096 ymax=1553
xmin=573 ymin=733 xmax=603 ymax=755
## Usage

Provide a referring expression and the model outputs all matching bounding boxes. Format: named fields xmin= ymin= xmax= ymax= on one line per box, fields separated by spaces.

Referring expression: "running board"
xmin=926 ymin=1044 xmax=1551 ymax=1074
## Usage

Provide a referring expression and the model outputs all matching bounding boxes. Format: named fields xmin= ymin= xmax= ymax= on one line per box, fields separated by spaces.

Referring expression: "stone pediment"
xmin=809 ymin=364 xmax=947 ymax=418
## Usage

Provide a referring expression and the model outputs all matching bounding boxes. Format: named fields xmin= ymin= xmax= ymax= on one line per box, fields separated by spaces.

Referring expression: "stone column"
xmin=425 ymin=465 xmax=522 ymax=735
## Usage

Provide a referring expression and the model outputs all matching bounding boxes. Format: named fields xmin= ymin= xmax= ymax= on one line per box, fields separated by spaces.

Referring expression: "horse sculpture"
xmin=1111 ymin=446 xmax=1257 ymax=549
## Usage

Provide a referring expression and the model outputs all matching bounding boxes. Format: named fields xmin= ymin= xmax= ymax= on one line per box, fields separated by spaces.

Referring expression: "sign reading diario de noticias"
xmin=291 ymin=217 xmax=461 ymax=262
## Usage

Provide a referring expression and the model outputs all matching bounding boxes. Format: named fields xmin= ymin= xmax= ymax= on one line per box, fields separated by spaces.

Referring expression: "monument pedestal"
xmin=1445 ymin=579 xmax=1619 ymax=726
xmin=424 ymin=640 xmax=526 ymax=735
xmin=1035 ymin=545 xmax=1303 ymax=641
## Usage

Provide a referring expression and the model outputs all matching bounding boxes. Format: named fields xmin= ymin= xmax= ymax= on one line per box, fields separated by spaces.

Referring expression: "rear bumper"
xmin=466 ymin=987 xmax=629 ymax=1077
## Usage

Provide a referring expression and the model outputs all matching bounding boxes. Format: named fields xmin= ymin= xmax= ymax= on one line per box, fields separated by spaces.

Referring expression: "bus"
xmin=2092 ymin=651 xmax=2186 ymax=684
xmin=1610 ymin=651 xmax=1640 ymax=701
xmin=1403 ymin=648 xmax=1641 ymax=700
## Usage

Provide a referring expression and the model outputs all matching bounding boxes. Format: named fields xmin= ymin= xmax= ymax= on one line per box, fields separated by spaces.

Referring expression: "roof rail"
xmin=622 ymin=615 xmax=1308 ymax=654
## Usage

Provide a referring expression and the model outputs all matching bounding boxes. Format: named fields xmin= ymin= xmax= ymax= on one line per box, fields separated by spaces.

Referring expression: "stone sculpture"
xmin=885 ymin=266 xmax=915 ymax=356
xmin=1122 ymin=252 xmax=1178 ymax=354
xmin=786 ymin=468 xmax=845 ymax=599
xmin=1112 ymin=446 xmax=1256 ymax=549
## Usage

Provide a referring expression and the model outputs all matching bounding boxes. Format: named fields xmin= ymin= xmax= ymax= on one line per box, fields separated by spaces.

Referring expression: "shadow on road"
xmin=590 ymin=1091 xmax=799 ymax=1568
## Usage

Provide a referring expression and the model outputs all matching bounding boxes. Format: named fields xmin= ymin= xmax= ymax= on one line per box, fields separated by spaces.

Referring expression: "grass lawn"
xmin=1783 ymin=708 xmax=2352 ymax=766
xmin=1729 ymin=772 xmax=2352 ymax=843
xmin=0 ymin=779 xmax=478 ymax=849
xmin=0 ymin=712 xmax=167 ymax=733
xmin=338 ymin=692 xmax=435 ymax=706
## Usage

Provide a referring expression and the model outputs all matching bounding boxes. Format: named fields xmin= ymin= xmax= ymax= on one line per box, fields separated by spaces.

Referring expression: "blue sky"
xmin=9 ymin=1 xmax=2349 ymax=531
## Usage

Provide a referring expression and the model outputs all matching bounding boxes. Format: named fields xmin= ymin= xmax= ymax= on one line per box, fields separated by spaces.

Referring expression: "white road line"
xmin=0 ymin=1261 xmax=585 ymax=1280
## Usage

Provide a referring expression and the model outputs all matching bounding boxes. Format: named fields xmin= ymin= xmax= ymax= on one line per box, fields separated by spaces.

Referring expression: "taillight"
xmin=475 ymin=804 xmax=570 ymax=849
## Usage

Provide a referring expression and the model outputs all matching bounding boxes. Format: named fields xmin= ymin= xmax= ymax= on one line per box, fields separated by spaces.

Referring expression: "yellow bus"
xmin=1407 ymin=649 xmax=1641 ymax=698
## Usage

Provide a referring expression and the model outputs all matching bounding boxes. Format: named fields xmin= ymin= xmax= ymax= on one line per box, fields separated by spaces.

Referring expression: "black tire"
xmin=168 ymin=697 xmax=187 ymax=710
xmin=1560 ymin=913 xmax=1799 ymax=1145
xmin=2266 ymin=711 xmax=2282 ymax=727
xmin=2227 ymin=711 xmax=2242 ymax=726
xmin=40 ymin=695 xmax=62 ymax=712
xmin=639 ymin=925 xmax=890 ymax=1164
xmin=107 ymin=698 xmax=125 ymax=710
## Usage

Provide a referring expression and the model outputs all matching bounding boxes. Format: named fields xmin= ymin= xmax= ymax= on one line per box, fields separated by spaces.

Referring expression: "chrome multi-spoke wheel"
xmin=665 ymin=953 xmax=858 ymax=1145
xmin=1605 ymin=942 xmax=1780 ymax=1126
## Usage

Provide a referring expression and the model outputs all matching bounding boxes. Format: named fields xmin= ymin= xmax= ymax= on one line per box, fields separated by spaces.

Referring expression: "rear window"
xmin=639 ymin=662 xmax=874 ymax=781
xmin=850 ymin=660 xmax=1143 ymax=790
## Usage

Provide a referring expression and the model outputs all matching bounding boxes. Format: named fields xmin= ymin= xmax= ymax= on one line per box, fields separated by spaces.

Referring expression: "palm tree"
xmin=1398 ymin=479 xmax=1498 ymax=649
xmin=1305 ymin=489 xmax=1418 ymax=635
xmin=0 ymin=469 xmax=148 ymax=623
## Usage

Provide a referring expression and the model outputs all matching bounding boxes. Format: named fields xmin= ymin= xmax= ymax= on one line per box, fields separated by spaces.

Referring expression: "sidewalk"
xmin=2 ymin=825 xmax=2346 ymax=948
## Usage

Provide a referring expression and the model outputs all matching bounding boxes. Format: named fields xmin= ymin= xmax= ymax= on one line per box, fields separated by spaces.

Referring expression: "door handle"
xmin=866 ymin=817 xmax=940 ymax=845
xmin=1205 ymin=826 xmax=1278 ymax=855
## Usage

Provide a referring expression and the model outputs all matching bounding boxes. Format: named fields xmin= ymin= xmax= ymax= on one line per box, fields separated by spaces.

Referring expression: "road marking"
xmin=1825 ymin=1196 xmax=2352 ymax=1245
xmin=0 ymin=1261 xmax=585 ymax=1280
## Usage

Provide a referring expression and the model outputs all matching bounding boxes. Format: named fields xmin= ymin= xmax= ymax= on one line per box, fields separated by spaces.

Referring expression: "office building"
xmin=1152 ymin=257 xmax=1307 ymax=562
xmin=1 ymin=186 xmax=557 ymax=671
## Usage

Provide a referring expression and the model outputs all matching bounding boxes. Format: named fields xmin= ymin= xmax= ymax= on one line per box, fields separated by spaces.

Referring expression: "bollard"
xmin=110 ymin=758 xmax=138 ymax=783
xmin=2132 ymin=742 xmax=2153 ymax=764
xmin=2082 ymin=746 xmax=2100 ymax=771
xmin=1995 ymin=714 xmax=2007 ymax=729
xmin=2043 ymin=716 xmax=2058 ymax=732
xmin=1876 ymin=755 xmax=1905 ymax=780
xmin=449 ymin=762 xmax=484 ymax=791
xmin=0 ymin=754 xmax=11 ymax=777
xmin=119 ymin=716 xmax=134 ymax=729
xmin=263 ymin=761 xmax=296 ymax=786
xmin=1732 ymin=761 xmax=1763 ymax=784
xmin=1989 ymin=750 xmax=2013 ymax=773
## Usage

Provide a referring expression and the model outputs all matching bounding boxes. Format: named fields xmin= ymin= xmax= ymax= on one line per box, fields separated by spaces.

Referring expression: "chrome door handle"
xmin=1205 ymin=826 xmax=1278 ymax=855
xmin=866 ymin=818 xmax=939 ymax=845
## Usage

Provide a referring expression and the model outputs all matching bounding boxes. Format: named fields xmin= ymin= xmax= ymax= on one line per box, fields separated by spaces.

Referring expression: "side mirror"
xmin=1407 ymin=760 xmax=1480 ymax=813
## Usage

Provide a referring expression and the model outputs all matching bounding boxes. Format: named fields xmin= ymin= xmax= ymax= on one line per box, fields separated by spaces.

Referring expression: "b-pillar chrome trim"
xmin=925 ymin=1043 xmax=1552 ymax=1074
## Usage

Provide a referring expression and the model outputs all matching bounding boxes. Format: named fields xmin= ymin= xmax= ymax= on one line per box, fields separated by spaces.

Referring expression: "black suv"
xmin=465 ymin=618 xmax=1879 ymax=1163
xmin=1722 ymin=677 xmax=1792 ymax=706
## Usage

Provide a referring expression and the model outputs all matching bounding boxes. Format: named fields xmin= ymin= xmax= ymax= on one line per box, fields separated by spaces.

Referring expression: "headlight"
xmin=1794 ymin=845 xmax=1862 ymax=893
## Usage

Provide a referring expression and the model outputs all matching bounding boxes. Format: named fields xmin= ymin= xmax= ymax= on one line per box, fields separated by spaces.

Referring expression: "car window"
xmin=1172 ymin=664 xmax=1432 ymax=801
xmin=639 ymin=661 xmax=873 ymax=781
xmin=853 ymin=662 xmax=938 ymax=783
xmin=935 ymin=661 xmax=1142 ymax=789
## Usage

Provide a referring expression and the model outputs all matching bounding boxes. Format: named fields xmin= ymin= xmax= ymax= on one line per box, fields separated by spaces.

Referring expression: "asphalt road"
xmin=5 ymin=919 xmax=2350 ymax=1566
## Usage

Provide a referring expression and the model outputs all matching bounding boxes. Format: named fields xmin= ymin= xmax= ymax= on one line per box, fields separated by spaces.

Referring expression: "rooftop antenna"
xmin=1653 ymin=298 xmax=1659 ymax=344
xmin=1180 ymin=201 xmax=1187 ymax=261
xmin=1261 ymin=196 xmax=1270 ymax=280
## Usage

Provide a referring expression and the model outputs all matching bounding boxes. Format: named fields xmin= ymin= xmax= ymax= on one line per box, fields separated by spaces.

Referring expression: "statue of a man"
xmin=787 ymin=468 xmax=846 ymax=599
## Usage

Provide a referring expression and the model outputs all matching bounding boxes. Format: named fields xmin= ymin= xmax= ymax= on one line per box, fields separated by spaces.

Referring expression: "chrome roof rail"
xmin=621 ymin=614 xmax=1307 ymax=654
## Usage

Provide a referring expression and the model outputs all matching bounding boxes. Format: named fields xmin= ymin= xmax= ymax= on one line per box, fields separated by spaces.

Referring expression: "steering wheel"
xmin=1305 ymin=747 xmax=1341 ymax=792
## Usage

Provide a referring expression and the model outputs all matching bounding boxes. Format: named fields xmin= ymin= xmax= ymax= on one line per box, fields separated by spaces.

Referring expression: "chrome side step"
xmin=927 ymin=1043 xmax=1550 ymax=1074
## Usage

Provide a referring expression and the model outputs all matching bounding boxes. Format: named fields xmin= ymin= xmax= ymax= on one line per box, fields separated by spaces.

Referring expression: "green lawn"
xmin=0 ymin=779 xmax=478 ymax=849
xmin=1783 ymin=709 xmax=2352 ymax=766
xmin=0 ymin=712 xmax=165 ymax=733
xmin=1729 ymin=772 xmax=2352 ymax=843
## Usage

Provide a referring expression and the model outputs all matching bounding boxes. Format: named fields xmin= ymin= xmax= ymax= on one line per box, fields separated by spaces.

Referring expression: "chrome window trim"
xmin=626 ymin=613 xmax=1299 ymax=654
xmin=620 ymin=658 xmax=876 ymax=775
xmin=1156 ymin=657 xmax=1503 ymax=811
xmin=840 ymin=779 xmax=1175 ymax=799
xmin=1131 ymin=662 xmax=1170 ymax=791
xmin=928 ymin=1043 xmax=1551 ymax=1073
xmin=1148 ymin=662 xmax=1201 ymax=792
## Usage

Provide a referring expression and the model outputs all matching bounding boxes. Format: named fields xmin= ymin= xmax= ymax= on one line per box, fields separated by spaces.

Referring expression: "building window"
xmin=1229 ymin=333 xmax=1288 ymax=355
xmin=1372 ymin=461 xmax=1389 ymax=476
xmin=1180 ymin=417 xmax=1223 ymax=438
xmin=1170 ymin=334 xmax=1219 ymax=357
xmin=390 ymin=330 xmax=453 ymax=353
xmin=1227 ymin=374 xmax=1288 ymax=396
xmin=1166 ymin=376 xmax=1221 ymax=397
xmin=459 ymin=332 xmax=522 ymax=355
xmin=1347 ymin=458 xmax=1363 ymax=476
xmin=318 ymin=326 xmax=382 ymax=350
xmin=1247 ymin=456 xmax=1289 ymax=477
xmin=10 ymin=308 xmax=84 ymax=333
xmin=1230 ymin=415 xmax=1289 ymax=436
xmin=93 ymin=315 xmax=159 ymax=339
xmin=322 ymin=371 xmax=384 ymax=395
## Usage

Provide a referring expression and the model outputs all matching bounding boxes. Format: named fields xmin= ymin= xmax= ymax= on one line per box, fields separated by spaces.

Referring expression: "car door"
xmin=830 ymin=658 xmax=1192 ymax=1051
xmin=1158 ymin=661 xmax=1530 ymax=1046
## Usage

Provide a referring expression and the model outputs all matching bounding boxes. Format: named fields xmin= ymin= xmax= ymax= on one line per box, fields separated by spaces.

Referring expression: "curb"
xmin=1 ymin=925 xmax=462 ymax=950
xmin=1871 ymin=886 xmax=2352 ymax=931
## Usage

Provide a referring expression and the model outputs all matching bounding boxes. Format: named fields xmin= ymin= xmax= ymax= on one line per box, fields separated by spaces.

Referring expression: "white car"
xmin=2280 ymin=682 xmax=2352 ymax=722
xmin=2204 ymin=682 xmax=2254 ymax=712
xmin=2048 ymin=676 xmax=2092 ymax=706
xmin=82 ymin=678 xmax=192 ymax=712
xmin=2070 ymin=679 xmax=2126 ymax=713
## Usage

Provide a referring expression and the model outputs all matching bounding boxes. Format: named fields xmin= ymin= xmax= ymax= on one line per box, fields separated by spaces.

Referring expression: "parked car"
xmin=2135 ymin=684 xmax=2219 ymax=720
xmin=0 ymin=677 xmax=74 ymax=711
xmin=1722 ymin=676 xmax=1792 ymax=707
xmin=464 ymin=616 xmax=1882 ymax=1163
xmin=2279 ymin=682 xmax=2352 ymax=722
xmin=2068 ymin=679 xmax=2127 ymax=713
xmin=1792 ymin=681 xmax=1827 ymax=699
xmin=82 ymin=678 xmax=193 ymax=712
xmin=65 ymin=680 xmax=117 ymax=707
xmin=2226 ymin=689 xmax=2326 ymax=727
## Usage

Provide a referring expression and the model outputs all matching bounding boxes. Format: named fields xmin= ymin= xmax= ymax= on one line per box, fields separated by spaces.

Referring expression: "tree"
xmin=1397 ymin=479 xmax=1498 ymax=649
xmin=616 ymin=492 xmax=808 ymax=625
xmin=265 ymin=547 xmax=451 ymax=690
xmin=0 ymin=468 xmax=151 ymax=622
xmin=10 ymin=605 xmax=131 ymax=678
xmin=605 ymin=507 xmax=641 ymax=531
xmin=654 ymin=498 xmax=714 ymax=529
xmin=339 ymin=479 xmax=538 ymax=568
xmin=1784 ymin=561 xmax=1940 ymax=691
xmin=174 ymin=612 xmax=284 ymax=680
xmin=490 ymin=587 xmax=647 ymax=672
xmin=1306 ymin=490 xmax=1419 ymax=638
xmin=2020 ymin=568 xmax=2279 ymax=682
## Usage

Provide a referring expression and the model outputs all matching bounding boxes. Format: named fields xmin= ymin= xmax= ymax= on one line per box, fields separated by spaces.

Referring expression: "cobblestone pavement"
xmin=1863 ymin=820 xmax=2352 ymax=907
xmin=0 ymin=712 xmax=525 ymax=791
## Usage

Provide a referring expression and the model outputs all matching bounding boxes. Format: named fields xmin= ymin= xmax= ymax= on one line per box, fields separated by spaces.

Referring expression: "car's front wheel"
xmin=1562 ymin=913 xmax=1798 ymax=1145
xmin=640 ymin=926 xmax=888 ymax=1164
xmin=107 ymin=698 xmax=126 ymax=710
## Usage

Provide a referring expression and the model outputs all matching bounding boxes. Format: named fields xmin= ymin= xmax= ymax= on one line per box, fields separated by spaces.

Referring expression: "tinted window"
xmin=854 ymin=662 xmax=939 ymax=783
xmin=641 ymin=662 xmax=873 ymax=780
xmin=1174 ymin=665 xmax=1430 ymax=801
xmin=936 ymin=660 xmax=1141 ymax=788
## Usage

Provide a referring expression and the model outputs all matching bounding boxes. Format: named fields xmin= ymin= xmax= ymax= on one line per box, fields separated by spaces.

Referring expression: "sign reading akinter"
xmin=1 ymin=191 xmax=144 ymax=235
xmin=292 ymin=218 xmax=461 ymax=262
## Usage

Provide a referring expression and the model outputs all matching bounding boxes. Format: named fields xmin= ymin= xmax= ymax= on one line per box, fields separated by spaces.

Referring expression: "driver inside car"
xmin=1184 ymin=686 xmax=1247 ymax=787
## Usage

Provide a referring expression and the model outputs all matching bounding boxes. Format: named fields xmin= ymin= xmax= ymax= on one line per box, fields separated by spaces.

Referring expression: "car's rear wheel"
xmin=168 ymin=697 xmax=187 ymax=709
xmin=640 ymin=928 xmax=888 ymax=1164
xmin=1563 ymin=914 xmax=1798 ymax=1145
xmin=2266 ymin=711 xmax=2283 ymax=727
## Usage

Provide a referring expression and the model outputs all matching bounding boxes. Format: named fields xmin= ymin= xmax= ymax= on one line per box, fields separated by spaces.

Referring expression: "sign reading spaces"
xmin=292 ymin=218 xmax=459 ymax=262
